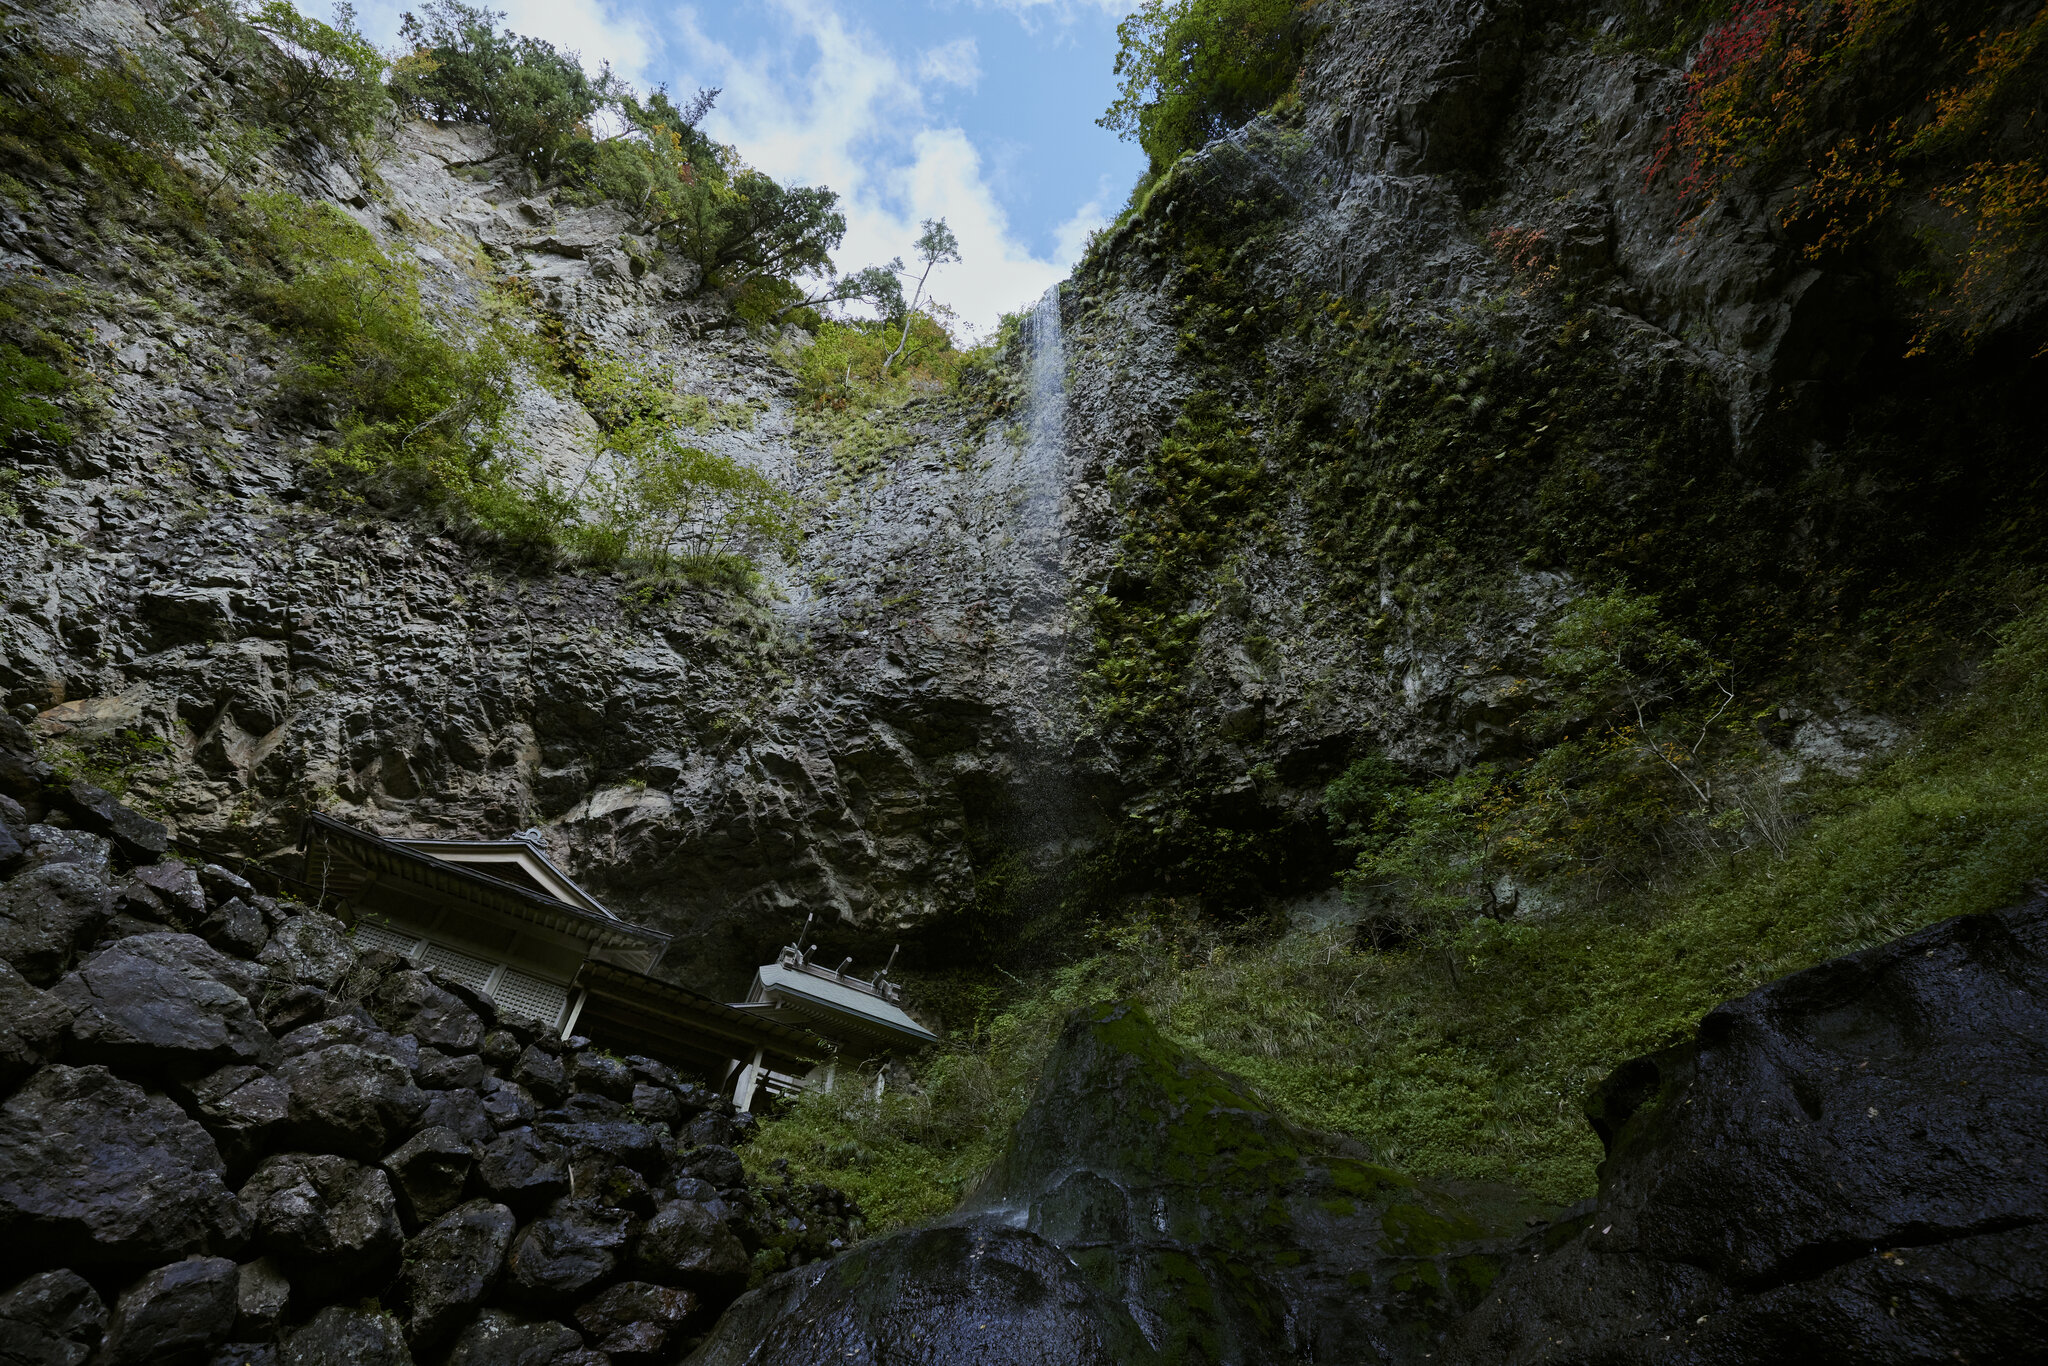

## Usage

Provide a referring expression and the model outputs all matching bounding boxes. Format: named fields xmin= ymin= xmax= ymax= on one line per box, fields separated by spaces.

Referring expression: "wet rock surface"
xmin=0 ymin=1064 xmax=246 ymax=1273
xmin=96 ymin=1256 xmax=240 ymax=1366
xmin=693 ymin=1002 xmax=1536 ymax=1364
xmin=1437 ymin=896 xmax=2048 ymax=1366
xmin=689 ymin=1224 xmax=1154 ymax=1366
xmin=692 ymin=900 xmax=2048 ymax=1364
xmin=0 ymin=1269 xmax=106 ymax=1366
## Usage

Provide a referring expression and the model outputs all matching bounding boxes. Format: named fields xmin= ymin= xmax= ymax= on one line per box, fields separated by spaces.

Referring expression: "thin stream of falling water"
xmin=1008 ymin=283 xmax=1082 ymax=858
xmin=1021 ymin=284 xmax=1068 ymax=541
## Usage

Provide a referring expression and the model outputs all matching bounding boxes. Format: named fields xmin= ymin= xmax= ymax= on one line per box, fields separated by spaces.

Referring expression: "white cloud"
xmin=1052 ymin=179 xmax=1115 ymax=262
xmin=328 ymin=0 xmax=1100 ymax=336
xmin=917 ymin=36 xmax=982 ymax=91
xmin=330 ymin=0 xmax=662 ymax=84
xmin=666 ymin=0 xmax=1076 ymax=336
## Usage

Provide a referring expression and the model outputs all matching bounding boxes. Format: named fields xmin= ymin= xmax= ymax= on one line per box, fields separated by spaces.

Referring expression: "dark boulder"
xmin=567 ymin=1156 xmax=653 ymax=1216
xmin=96 ymin=1256 xmax=238 ymax=1366
xmin=255 ymin=915 xmax=353 ymax=993
xmin=196 ymin=864 xmax=257 ymax=906
xmin=418 ymin=1047 xmax=486 ymax=1091
xmin=574 ymin=1280 xmax=695 ymax=1363
xmin=261 ymin=986 xmax=332 ymax=1035
xmin=0 ymin=962 xmax=69 ymax=1093
xmin=183 ymin=1065 xmax=293 ymax=1175
xmin=479 ymin=1031 xmax=522 ymax=1068
xmin=45 ymin=778 xmax=166 ymax=863
xmin=382 ymin=1126 xmax=475 ymax=1228
xmin=422 ymin=1088 xmax=498 ymax=1147
xmin=511 ymin=1049 xmax=564 ymax=1107
xmin=239 ymin=1153 xmax=402 ymax=1300
xmin=445 ymin=1310 xmax=595 ymax=1366
xmin=0 ymin=819 xmax=21 ymax=878
xmin=399 ymin=1200 xmax=516 ymax=1349
xmin=233 ymin=1257 xmax=291 ymax=1340
xmin=631 ymin=1198 xmax=746 ymax=1290
xmin=280 ymin=1306 xmax=411 ymax=1366
xmin=565 ymin=1053 xmax=632 ymax=1104
xmin=480 ymin=1078 xmax=536 ymax=1130
xmin=686 ymin=1224 xmax=1155 ymax=1366
xmin=535 ymin=1116 xmax=666 ymax=1175
xmin=16 ymin=829 xmax=109 ymax=882
xmin=624 ymin=1057 xmax=678 ymax=1089
xmin=198 ymin=898 xmax=268 ymax=960
xmin=672 ymin=1145 xmax=744 ymax=1191
xmin=53 ymin=934 xmax=273 ymax=1076
xmin=0 ymin=1269 xmax=106 ymax=1366
xmin=676 ymin=1110 xmax=735 ymax=1150
xmin=1439 ymin=898 xmax=2048 ymax=1366
xmin=206 ymin=1345 xmax=278 ymax=1366
xmin=280 ymin=1045 xmax=427 ymax=1159
xmin=503 ymin=1197 xmax=633 ymax=1308
xmin=276 ymin=1015 xmax=417 ymax=1069
xmin=0 ymin=865 xmax=111 ymax=986
xmin=475 ymin=1128 xmax=569 ymax=1214
xmin=127 ymin=863 xmax=206 ymax=923
xmin=0 ymin=1065 xmax=245 ymax=1272
xmin=370 ymin=972 xmax=484 ymax=1054
xmin=627 ymin=1083 xmax=680 ymax=1130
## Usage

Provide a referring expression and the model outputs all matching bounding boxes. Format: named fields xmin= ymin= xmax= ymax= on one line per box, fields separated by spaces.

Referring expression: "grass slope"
xmin=749 ymin=598 xmax=2048 ymax=1219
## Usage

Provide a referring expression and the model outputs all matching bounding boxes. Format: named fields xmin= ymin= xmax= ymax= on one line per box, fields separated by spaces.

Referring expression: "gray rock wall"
xmin=5 ymin=0 xmax=2026 ymax=985
xmin=0 ymin=721 xmax=858 ymax=1363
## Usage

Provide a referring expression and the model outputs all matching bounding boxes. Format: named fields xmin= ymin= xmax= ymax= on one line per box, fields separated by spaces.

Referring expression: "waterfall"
xmin=1020 ymin=284 xmax=1068 ymax=538
xmin=1003 ymin=283 xmax=1082 ymax=872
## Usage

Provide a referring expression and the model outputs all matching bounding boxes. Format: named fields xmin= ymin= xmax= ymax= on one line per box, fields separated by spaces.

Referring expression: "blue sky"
xmin=330 ymin=0 xmax=1149 ymax=336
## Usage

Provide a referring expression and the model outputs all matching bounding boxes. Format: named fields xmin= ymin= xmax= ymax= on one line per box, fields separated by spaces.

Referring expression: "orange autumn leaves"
xmin=1647 ymin=0 xmax=2048 ymax=353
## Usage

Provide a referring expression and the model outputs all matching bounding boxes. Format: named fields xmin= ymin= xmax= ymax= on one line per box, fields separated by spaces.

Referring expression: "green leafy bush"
xmin=1100 ymin=0 xmax=1312 ymax=175
xmin=250 ymin=191 xmax=519 ymax=511
xmin=566 ymin=354 xmax=799 ymax=573
xmin=0 ymin=341 xmax=73 ymax=448
xmin=788 ymin=314 xmax=964 ymax=411
xmin=391 ymin=1 xmax=844 ymax=303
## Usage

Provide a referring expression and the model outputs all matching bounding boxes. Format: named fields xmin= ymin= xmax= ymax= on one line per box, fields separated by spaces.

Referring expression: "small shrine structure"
xmin=298 ymin=814 xmax=935 ymax=1110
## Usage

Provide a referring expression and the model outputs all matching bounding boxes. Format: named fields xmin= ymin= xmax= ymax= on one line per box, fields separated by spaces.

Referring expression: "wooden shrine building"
xmin=299 ymin=814 xmax=933 ymax=1108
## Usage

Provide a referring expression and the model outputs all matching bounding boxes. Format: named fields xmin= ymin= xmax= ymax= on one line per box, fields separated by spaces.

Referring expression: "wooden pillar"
xmin=733 ymin=1047 xmax=766 ymax=1113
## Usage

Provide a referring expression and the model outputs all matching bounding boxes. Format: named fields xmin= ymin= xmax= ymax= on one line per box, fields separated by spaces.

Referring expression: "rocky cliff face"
xmin=0 ymin=718 xmax=858 ymax=1365
xmin=5 ymin=0 xmax=2038 ymax=994
xmin=0 ymin=0 xmax=1086 ymax=992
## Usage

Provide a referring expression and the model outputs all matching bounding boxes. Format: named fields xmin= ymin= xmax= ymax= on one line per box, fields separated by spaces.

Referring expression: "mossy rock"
xmin=977 ymin=1000 xmax=1553 ymax=1363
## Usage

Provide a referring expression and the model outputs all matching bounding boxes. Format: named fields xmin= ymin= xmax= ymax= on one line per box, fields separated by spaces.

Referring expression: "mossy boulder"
xmin=974 ymin=1000 xmax=1546 ymax=1364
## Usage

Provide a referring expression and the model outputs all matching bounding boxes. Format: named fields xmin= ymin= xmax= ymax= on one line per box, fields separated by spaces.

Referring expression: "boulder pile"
xmin=0 ymin=719 xmax=860 ymax=1366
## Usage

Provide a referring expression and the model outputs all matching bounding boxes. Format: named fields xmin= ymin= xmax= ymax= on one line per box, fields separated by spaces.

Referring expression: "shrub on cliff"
xmin=248 ymin=191 xmax=521 ymax=518
xmin=1100 ymin=0 xmax=1314 ymax=175
xmin=390 ymin=1 xmax=845 ymax=310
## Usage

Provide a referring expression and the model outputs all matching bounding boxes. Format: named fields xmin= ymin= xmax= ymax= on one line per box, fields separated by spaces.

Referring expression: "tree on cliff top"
xmin=390 ymin=1 xmax=842 ymax=312
xmin=1100 ymin=0 xmax=1311 ymax=175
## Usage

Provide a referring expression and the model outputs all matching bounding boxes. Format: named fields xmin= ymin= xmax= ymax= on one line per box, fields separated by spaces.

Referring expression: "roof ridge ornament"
xmin=512 ymin=827 xmax=550 ymax=849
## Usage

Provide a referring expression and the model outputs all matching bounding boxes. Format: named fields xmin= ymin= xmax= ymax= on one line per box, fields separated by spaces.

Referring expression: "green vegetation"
xmin=780 ymin=311 xmax=970 ymax=482
xmin=756 ymin=594 xmax=2048 ymax=1215
xmin=1101 ymin=0 xmax=1312 ymax=179
xmin=758 ymin=9 xmax=2048 ymax=1224
xmin=0 ymin=336 xmax=75 ymax=449
xmin=0 ymin=1 xmax=813 ymax=587
xmin=391 ymin=1 xmax=846 ymax=314
xmin=560 ymin=350 xmax=800 ymax=577
xmin=249 ymin=191 xmax=522 ymax=518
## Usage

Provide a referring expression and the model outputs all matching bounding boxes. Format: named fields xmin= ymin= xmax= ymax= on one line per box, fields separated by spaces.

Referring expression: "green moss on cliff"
xmin=756 ymin=594 xmax=2048 ymax=1215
